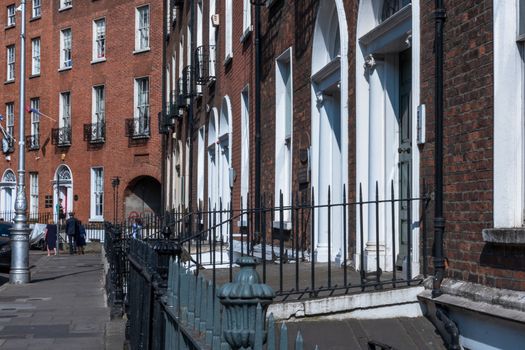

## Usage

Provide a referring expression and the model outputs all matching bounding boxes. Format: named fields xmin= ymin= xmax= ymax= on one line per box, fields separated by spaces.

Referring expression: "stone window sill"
xmin=482 ymin=228 xmax=525 ymax=244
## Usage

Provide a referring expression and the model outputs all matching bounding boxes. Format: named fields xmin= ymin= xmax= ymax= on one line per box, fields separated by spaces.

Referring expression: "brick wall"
xmin=0 ymin=0 xmax=163 ymax=224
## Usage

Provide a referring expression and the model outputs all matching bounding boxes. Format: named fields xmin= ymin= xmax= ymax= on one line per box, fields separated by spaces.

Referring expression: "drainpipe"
xmin=160 ymin=0 xmax=168 ymax=217
xmin=253 ymin=1 xmax=262 ymax=241
xmin=432 ymin=0 xmax=446 ymax=298
xmin=188 ymin=0 xmax=195 ymax=232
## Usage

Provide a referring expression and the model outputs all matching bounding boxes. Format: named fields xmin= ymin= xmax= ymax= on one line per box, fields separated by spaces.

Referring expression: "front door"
xmin=397 ymin=49 xmax=412 ymax=271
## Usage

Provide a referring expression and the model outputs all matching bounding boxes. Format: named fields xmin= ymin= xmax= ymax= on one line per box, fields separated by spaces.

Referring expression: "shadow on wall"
xmin=480 ymin=244 xmax=525 ymax=271
xmin=124 ymin=176 xmax=161 ymax=220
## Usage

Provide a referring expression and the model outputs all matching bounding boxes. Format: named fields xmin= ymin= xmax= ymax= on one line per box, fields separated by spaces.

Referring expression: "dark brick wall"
xmin=0 ymin=0 xmax=163 ymax=223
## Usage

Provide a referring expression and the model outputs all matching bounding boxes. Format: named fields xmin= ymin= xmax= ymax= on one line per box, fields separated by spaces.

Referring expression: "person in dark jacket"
xmin=44 ymin=219 xmax=57 ymax=256
xmin=76 ymin=221 xmax=86 ymax=255
xmin=65 ymin=212 xmax=78 ymax=254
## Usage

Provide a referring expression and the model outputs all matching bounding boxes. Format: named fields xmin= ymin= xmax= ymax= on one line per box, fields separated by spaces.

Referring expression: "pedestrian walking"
xmin=131 ymin=218 xmax=143 ymax=239
xmin=65 ymin=212 xmax=78 ymax=254
xmin=44 ymin=219 xmax=57 ymax=256
xmin=76 ymin=221 xmax=87 ymax=255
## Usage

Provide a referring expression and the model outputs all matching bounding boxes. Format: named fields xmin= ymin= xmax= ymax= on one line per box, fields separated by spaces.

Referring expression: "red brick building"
xmin=164 ymin=0 xmax=525 ymax=347
xmin=0 ymin=0 xmax=163 ymax=225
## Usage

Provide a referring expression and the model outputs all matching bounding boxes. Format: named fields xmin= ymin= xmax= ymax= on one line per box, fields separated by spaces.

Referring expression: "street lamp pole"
xmin=10 ymin=0 xmax=30 ymax=284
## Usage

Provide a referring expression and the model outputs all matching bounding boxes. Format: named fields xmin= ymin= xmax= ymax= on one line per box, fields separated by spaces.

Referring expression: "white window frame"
xmin=29 ymin=173 xmax=39 ymax=217
xmin=92 ymin=85 xmax=105 ymax=124
xmin=7 ymin=4 xmax=15 ymax=27
xmin=225 ymin=0 xmax=233 ymax=62
xmin=60 ymin=28 xmax=72 ymax=69
xmin=197 ymin=127 xmax=205 ymax=207
xmin=59 ymin=91 xmax=71 ymax=128
xmin=242 ymin=0 xmax=252 ymax=40
xmin=6 ymin=103 xmax=14 ymax=137
xmin=32 ymin=37 xmax=41 ymax=75
xmin=6 ymin=45 xmax=15 ymax=81
xmin=59 ymin=0 xmax=72 ymax=11
xmin=274 ymin=48 xmax=293 ymax=223
xmin=90 ymin=167 xmax=104 ymax=221
xmin=135 ymin=5 xmax=150 ymax=52
xmin=92 ymin=18 xmax=106 ymax=61
xmin=134 ymin=77 xmax=150 ymax=135
xmin=30 ymin=97 xmax=40 ymax=141
xmin=32 ymin=0 xmax=41 ymax=18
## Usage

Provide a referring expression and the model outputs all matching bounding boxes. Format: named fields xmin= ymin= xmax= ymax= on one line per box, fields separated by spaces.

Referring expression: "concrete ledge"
xmin=268 ymin=286 xmax=424 ymax=321
xmin=482 ymin=227 xmax=525 ymax=244
xmin=418 ymin=289 xmax=525 ymax=324
xmin=423 ymin=278 xmax=525 ymax=313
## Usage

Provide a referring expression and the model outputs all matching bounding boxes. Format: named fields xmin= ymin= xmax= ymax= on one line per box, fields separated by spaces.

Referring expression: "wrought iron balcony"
xmin=83 ymin=121 xmax=106 ymax=144
xmin=195 ymin=45 xmax=216 ymax=85
xmin=25 ymin=134 xmax=40 ymax=151
xmin=176 ymin=78 xmax=188 ymax=108
xmin=125 ymin=117 xmax=150 ymax=139
xmin=182 ymin=65 xmax=193 ymax=98
xmin=51 ymin=126 xmax=72 ymax=147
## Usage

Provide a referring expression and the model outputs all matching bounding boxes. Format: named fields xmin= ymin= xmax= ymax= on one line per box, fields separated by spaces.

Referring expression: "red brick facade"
xmin=0 ymin=0 xmax=163 ymax=224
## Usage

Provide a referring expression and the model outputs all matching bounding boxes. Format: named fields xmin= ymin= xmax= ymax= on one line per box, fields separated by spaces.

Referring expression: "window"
xmin=134 ymin=77 xmax=149 ymax=135
xmin=59 ymin=0 xmax=72 ymax=10
xmin=93 ymin=85 xmax=105 ymax=123
xmin=59 ymin=92 xmax=71 ymax=128
xmin=6 ymin=45 xmax=15 ymax=81
xmin=32 ymin=38 xmax=40 ymax=75
xmin=197 ymin=127 xmax=205 ymax=207
xmin=29 ymin=173 xmax=38 ymax=217
xmin=30 ymin=98 xmax=40 ymax=146
xmin=242 ymin=0 xmax=251 ymax=38
xmin=7 ymin=5 xmax=15 ymax=27
xmin=380 ymin=0 xmax=411 ymax=23
xmin=32 ymin=0 xmax=41 ymax=18
xmin=93 ymin=18 xmax=105 ymax=60
xmin=135 ymin=5 xmax=150 ymax=51
xmin=225 ymin=0 xmax=232 ymax=61
xmin=6 ymin=103 xmax=14 ymax=137
xmin=91 ymin=167 xmax=104 ymax=220
xmin=60 ymin=28 xmax=72 ymax=69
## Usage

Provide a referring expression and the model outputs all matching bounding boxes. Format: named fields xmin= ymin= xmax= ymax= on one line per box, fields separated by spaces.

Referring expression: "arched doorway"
xmin=311 ymin=0 xmax=349 ymax=262
xmin=124 ymin=176 xmax=161 ymax=221
xmin=53 ymin=165 xmax=73 ymax=220
xmin=356 ymin=0 xmax=420 ymax=275
xmin=0 ymin=169 xmax=16 ymax=219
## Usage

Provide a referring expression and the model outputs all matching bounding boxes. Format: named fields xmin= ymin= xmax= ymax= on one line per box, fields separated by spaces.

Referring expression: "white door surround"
xmin=53 ymin=165 xmax=73 ymax=221
xmin=356 ymin=0 xmax=421 ymax=274
xmin=0 ymin=169 xmax=16 ymax=217
xmin=310 ymin=0 xmax=349 ymax=262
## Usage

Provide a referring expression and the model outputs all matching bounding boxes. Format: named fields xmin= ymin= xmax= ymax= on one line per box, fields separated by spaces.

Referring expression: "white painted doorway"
xmin=0 ymin=169 xmax=16 ymax=219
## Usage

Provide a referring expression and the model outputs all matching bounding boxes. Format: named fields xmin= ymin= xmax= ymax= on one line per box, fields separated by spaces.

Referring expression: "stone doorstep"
xmin=268 ymin=286 xmax=425 ymax=321
xmin=418 ymin=290 xmax=525 ymax=324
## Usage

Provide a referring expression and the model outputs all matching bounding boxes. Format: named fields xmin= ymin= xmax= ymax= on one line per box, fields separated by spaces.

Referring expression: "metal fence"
xmin=109 ymin=232 xmax=316 ymax=349
xmin=162 ymin=182 xmax=430 ymax=301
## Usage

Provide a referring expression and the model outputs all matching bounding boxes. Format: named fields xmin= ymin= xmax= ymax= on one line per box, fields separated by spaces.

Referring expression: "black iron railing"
xmin=51 ymin=126 xmax=72 ymax=147
xmin=125 ymin=117 xmax=150 ymax=139
xmin=195 ymin=44 xmax=216 ymax=85
xmin=182 ymin=65 xmax=193 ymax=98
xmin=25 ymin=134 xmax=40 ymax=150
xmin=83 ymin=121 xmax=106 ymax=144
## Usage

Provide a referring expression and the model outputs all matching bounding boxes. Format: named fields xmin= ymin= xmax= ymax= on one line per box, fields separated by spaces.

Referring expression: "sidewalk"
xmin=0 ymin=250 xmax=125 ymax=350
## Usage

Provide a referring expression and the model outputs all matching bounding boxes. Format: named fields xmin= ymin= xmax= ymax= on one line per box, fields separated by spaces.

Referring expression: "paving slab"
xmin=0 ymin=251 xmax=125 ymax=350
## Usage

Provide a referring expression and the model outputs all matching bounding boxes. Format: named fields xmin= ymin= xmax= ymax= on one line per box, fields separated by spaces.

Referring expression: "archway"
xmin=124 ymin=176 xmax=161 ymax=221
xmin=311 ymin=0 xmax=349 ymax=262
xmin=0 ymin=169 xmax=16 ymax=218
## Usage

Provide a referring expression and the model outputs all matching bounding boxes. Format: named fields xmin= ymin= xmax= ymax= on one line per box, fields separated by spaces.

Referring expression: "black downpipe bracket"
xmin=432 ymin=0 xmax=446 ymax=299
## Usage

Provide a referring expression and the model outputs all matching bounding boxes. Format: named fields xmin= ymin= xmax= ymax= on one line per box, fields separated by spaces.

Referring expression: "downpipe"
xmin=436 ymin=306 xmax=460 ymax=350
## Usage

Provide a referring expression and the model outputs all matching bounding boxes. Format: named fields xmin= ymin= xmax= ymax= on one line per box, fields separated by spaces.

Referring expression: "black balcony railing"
xmin=158 ymin=112 xmax=172 ymax=135
xmin=51 ymin=126 xmax=72 ymax=147
xmin=25 ymin=134 xmax=40 ymax=151
xmin=176 ymin=78 xmax=188 ymax=108
xmin=182 ymin=65 xmax=193 ymax=98
xmin=195 ymin=45 xmax=216 ymax=85
xmin=125 ymin=117 xmax=150 ymax=139
xmin=83 ymin=121 xmax=106 ymax=144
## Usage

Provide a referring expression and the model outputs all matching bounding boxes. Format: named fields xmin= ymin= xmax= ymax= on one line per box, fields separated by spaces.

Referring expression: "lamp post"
xmin=10 ymin=0 xmax=30 ymax=284
xmin=112 ymin=177 xmax=120 ymax=224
